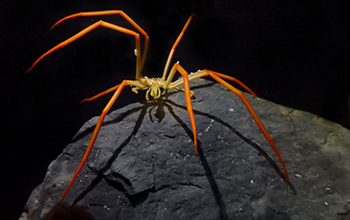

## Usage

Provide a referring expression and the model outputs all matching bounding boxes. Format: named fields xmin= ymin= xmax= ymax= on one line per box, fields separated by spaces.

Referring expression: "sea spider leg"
xmin=79 ymin=78 xmax=148 ymax=103
xmin=61 ymin=79 xmax=141 ymax=201
xmin=26 ymin=11 xmax=149 ymax=80
xmin=164 ymin=63 xmax=198 ymax=153
xmin=50 ymin=10 xmax=149 ymax=76
xmin=162 ymin=14 xmax=195 ymax=80
xmin=80 ymin=84 xmax=121 ymax=103
xmin=171 ymin=69 xmax=289 ymax=182
xmin=170 ymin=70 xmax=257 ymax=97
xmin=209 ymin=71 xmax=288 ymax=182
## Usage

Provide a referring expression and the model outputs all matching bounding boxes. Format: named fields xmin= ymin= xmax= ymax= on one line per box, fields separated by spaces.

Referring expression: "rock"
xmin=20 ymin=78 xmax=350 ymax=220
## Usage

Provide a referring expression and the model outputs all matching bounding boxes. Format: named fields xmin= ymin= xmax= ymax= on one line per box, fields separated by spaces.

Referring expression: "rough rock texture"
xmin=20 ymin=78 xmax=350 ymax=220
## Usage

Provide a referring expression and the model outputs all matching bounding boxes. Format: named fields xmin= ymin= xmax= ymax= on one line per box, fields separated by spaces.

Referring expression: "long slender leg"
xmin=166 ymin=63 xmax=198 ymax=153
xmin=209 ymin=71 xmax=258 ymax=96
xmin=162 ymin=14 xmax=195 ymax=80
xmin=61 ymin=80 xmax=134 ymax=201
xmin=168 ymin=69 xmax=288 ymax=181
xmin=27 ymin=20 xmax=146 ymax=80
xmin=80 ymin=84 xmax=121 ymax=103
xmin=210 ymin=71 xmax=288 ymax=181
xmin=50 ymin=10 xmax=149 ymax=77
xmin=80 ymin=79 xmax=147 ymax=103
xmin=52 ymin=10 xmax=147 ymax=36
xmin=170 ymin=69 xmax=257 ymax=96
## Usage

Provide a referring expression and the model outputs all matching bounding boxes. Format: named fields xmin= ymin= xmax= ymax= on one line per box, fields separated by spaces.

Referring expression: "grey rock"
xmin=20 ymin=78 xmax=350 ymax=220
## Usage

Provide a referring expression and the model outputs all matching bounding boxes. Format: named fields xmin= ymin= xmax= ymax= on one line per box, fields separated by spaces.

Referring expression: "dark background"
xmin=1 ymin=0 xmax=349 ymax=219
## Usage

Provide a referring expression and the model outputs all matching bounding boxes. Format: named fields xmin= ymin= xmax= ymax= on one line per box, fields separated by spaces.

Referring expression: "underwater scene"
xmin=1 ymin=1 xmax=349 ymax=219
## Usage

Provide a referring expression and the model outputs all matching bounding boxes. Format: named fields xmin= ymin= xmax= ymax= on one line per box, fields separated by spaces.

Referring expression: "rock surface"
xmin=20 ymin=78 xmax=350 ymax=220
